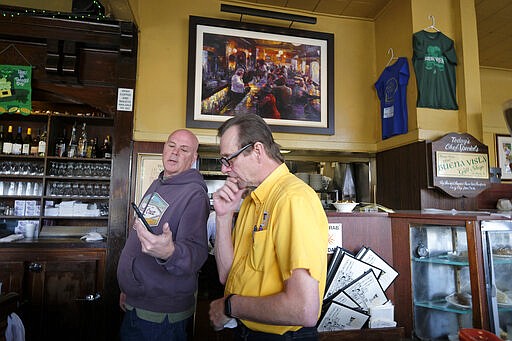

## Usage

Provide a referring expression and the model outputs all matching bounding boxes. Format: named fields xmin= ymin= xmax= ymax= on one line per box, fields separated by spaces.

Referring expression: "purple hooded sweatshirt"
xmin=117 ymin=168 xmax=209 ymax=313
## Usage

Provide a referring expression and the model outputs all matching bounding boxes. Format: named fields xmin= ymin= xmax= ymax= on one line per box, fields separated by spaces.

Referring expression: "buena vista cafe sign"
xmin=431 ymin=132 xmax=490 ymax=197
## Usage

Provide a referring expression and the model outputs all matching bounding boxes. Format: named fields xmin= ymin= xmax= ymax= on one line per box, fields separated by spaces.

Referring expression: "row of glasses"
xmin=0 ymin=161 xmax=44 ymax=176
xmin=48 ymin=162 xmax=111 ymax=178
xmin=0 ymin=181 xmax=42 ymax=196
xmin=47 ymin=181 xmax=109 ymax=197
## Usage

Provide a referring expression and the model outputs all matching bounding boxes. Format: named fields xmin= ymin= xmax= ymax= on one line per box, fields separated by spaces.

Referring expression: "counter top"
xmin=0 ymin=237 xmax=106 ymax=248
xmin=325 ymin=210 xmax=389 ymax=217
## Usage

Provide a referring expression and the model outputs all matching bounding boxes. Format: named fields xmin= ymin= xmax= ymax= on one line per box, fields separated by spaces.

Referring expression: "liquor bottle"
xmin=11 ymin=126 xmax=23 ymax=155
xmin=2 ymin=125 xmax=13 ymax=154
xmin=55 ymin=128 xmax=67 ymax=157
xmin=0 ymin=125 xmax=4 ymax=154
xmin=38 ymin=128 xmax=47 ymax=157
xmin=67 ymin=124 xmax=78 ymax=158
xmin=30 ymin=129 xmax=40 ymax=156
xmin=22 ymin=127 xmax=32 ymax=155
xmin=86 ymin=138 xmax=97 ymax=158
xmin=77 ymin=122 xmax=88 ymax=158
xmin=101 ymin=135 xmax=112 ymax=159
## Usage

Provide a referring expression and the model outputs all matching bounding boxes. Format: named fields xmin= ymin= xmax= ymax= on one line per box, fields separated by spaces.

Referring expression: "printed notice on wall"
xmin=117 ymin=88 xmax=134 ymax=111
xmin=327 ymin=223 xmax=342 ymax=254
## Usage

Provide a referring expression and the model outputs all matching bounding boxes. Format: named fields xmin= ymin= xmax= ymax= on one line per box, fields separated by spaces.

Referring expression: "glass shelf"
xmin=413 ymin=254 xmax=469 ymax=266
xmin=46 ymin=176 xmax=110 ymax=181
xmin=0 ymin=215 xmax=40 ymax=219
xmin=414 ymin=298 xmax=473 ymax=314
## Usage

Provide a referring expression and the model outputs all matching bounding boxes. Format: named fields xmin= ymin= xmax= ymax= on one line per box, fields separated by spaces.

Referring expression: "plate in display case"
xmin=445 ymin=293 xmax=472 ymax=309
xmin=497 ymin=290 xmax=512 ymax=308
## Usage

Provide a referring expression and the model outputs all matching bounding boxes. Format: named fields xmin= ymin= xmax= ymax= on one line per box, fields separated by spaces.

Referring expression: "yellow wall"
xmin=131 ymin=0 xmax=379 ymax=152
xmin=374 ymin=0 xmax=416 ymax=151
xmin=480 ymin=67 xmax=512 ymax=167
xmin=130 ymin=0 xmax=508 ymax=155
xmin=374 ymin=0 xmax=485 ymax=151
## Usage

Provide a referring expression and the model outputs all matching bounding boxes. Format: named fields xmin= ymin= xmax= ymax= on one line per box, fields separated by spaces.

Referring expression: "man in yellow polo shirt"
xmin=209 ymin=114 xmax=328 ymax=340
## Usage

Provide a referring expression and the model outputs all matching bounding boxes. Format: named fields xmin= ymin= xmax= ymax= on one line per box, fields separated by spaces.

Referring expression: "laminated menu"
xmin=356 ymin=246 xmax=399 ymax=290
xmin=317 ymin=302 xmax=369 ymax=332
xmin=319 ymin=246 xmax=399 ymax=331
xmin=324 ymin=249 xmax=382 ymax=300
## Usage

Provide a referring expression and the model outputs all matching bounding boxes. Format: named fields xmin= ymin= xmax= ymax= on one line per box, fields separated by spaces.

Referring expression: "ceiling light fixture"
xmin=220 ymin=4 xmax=317 ymax=25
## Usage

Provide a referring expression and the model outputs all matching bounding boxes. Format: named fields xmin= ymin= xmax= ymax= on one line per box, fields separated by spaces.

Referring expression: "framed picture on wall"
xmin=186 ymin=15 xmax=334 ymax=135
xmin=496 ymin=134 xmax=512 ymax=180
xmin=134 ymin=153 xmax=164 ymax=205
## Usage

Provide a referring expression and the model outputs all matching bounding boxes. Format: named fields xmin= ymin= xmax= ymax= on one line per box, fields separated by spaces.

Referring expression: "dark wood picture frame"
xmin=496 ymin=134 xmax=512 ymax=180
xmin=186 ymin=15 xmax=334 ymax=135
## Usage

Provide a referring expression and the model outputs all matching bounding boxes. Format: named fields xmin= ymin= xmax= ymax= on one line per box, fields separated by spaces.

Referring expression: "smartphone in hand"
xmin=131 ymin=202 xmax=155 ymax=234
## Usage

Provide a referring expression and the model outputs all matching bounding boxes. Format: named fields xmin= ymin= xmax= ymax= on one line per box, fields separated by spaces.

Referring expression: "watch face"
xmin=416 ymin=243 xmax=429 ymax=258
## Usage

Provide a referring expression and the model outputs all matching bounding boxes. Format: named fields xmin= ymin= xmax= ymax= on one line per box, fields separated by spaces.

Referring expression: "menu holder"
xmin=320 ymin=245 xmax=399 ymax=332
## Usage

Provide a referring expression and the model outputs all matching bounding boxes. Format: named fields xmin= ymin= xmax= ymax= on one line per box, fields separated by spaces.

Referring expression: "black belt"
xmin=234 ymin=321 xmax=318 ymax=341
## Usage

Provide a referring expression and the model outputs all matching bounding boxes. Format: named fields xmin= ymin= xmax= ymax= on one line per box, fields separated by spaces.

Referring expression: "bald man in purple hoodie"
xmin=117 ymin=129 xmax=209 ymax=341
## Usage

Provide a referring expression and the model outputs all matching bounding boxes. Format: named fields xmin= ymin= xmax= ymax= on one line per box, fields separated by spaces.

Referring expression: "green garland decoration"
xmin=0 ymin=1 xmax=109 ymax=22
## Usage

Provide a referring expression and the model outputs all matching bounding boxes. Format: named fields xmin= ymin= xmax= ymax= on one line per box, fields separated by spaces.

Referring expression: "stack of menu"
xmin=317 ymin=246 xmax=399 ymax=332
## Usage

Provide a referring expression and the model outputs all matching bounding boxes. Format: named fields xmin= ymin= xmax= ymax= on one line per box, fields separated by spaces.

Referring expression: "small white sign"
xmin=327 ymin=223 xmax=342 ymax=254
xmin=117 ymin=88 xmax=134 ymax=111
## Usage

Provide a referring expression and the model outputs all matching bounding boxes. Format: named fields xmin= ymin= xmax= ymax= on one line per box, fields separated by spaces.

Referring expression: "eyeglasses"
xmin=219 ymin=143 xmax=254 ymax=168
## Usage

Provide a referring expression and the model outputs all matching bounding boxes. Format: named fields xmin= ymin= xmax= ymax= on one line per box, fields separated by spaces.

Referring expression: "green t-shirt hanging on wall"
xmin=412 ymin=30 xmax=458 ymax=110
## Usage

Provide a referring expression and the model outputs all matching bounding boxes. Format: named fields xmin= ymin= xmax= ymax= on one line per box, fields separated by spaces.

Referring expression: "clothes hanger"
xmin=424 ymin=15 xmax=440 ymax=32
xmin=386 ymin=48 xmax=398 ymax=66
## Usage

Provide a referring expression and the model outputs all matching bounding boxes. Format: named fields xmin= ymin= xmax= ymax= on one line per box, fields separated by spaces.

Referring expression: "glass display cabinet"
xmin=410 ymin=223 xmax=473 ymax=340
xmin=390 ymin=212 xmax=511 ymax=340
xmin=481 ymin=220 xmax=512 ymax=339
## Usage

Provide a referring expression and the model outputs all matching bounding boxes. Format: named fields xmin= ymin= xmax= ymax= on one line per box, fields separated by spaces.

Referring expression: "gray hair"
xmin=218 ymin=114 xmax=284 ymax=163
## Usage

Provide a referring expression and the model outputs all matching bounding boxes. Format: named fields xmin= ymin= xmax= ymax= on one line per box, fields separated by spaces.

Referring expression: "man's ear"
xmin=252 ymin=142 xmax=265 ymax=160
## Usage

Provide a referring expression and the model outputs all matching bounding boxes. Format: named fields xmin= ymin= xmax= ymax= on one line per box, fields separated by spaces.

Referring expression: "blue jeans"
xmin=119 ymin=309 xmax=191 ymax=341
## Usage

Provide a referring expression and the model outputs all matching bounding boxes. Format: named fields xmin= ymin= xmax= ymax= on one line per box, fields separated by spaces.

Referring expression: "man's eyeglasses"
xmin=219 ymin=143 xmax=254 ymax=168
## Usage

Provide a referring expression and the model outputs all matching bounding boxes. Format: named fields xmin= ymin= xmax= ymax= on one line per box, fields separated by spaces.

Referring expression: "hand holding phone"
xmin=131 ymin=202 xmax=155 ymax=234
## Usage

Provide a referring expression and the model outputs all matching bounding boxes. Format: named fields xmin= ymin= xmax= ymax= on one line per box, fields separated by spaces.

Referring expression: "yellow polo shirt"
xmin=225 ymin=163 xmax=328 ymax=334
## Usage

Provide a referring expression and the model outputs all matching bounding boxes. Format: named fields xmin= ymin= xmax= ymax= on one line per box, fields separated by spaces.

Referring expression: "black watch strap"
xmin=224 ymin=294 xmax=236 ymax=318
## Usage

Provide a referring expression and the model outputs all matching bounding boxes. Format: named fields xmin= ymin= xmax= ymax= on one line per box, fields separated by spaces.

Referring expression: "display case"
xmin=391 ymin=212 xmax=511 ymax=340
xmin=409 ymin=223 xmax=473 ymax=339
xmin=481 ymin=220 xmax=512 ymax=339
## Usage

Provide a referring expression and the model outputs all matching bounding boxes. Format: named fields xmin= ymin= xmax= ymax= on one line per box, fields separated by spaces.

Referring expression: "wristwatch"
xmin=224 ymin=294 xmax=236 ymax=318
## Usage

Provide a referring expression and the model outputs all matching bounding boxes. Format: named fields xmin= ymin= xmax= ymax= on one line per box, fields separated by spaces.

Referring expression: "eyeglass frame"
xmin=219 ymin=142 xmax=254 ymax=168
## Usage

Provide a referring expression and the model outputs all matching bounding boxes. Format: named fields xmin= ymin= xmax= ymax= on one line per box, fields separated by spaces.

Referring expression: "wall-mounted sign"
xmin=431 ymin=132 xmax=490 ymax=197
xmin=117 ymin=88 xmax=134 ymax=111
xmin=0 ymin=64 xmax=32 ymax=115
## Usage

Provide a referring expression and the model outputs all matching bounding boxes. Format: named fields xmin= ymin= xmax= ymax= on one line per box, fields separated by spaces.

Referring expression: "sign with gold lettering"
xmin=431 ymin=133 xmax=490 ymax=197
